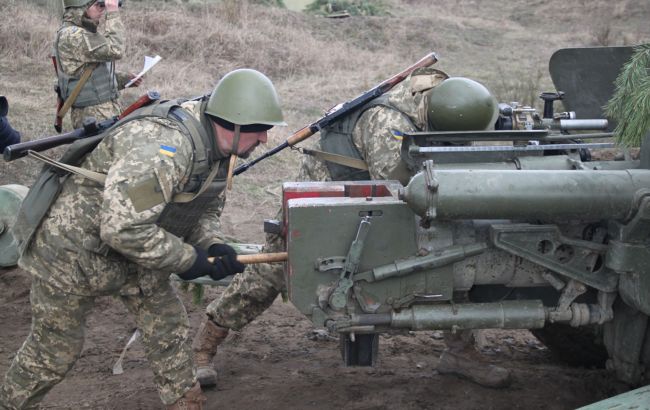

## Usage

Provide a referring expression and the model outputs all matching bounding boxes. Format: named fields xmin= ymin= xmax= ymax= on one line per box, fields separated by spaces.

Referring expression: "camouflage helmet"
xmin=205 ymin=69 xmax=286 ymax=128
xmin=62 ymin=0 xmax=95 ymax=8
xmin=427 ymin=77 xmax=498 ymax=131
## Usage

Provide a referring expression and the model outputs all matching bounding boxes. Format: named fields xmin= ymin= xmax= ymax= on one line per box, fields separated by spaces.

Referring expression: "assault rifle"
xmin=232 ymin=52 xmax=439 ymax=176
xmin=3 ymin=90 xmax=160 ymax=162
xmin=51 ymin=56 xmax=64 ymax=133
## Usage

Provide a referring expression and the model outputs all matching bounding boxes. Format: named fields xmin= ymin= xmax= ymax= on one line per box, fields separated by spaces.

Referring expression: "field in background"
xmin=1 ymin=2 xmax=650 ymax=408
xmin=1 ymin=0 xmax=649 ymax=239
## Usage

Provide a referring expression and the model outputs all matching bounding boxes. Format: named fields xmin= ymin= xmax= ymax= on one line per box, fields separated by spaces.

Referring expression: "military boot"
xmin=192 ymin=318 xmax=229 ymax=387
xmin=436 ymin=349 xmax=512 ymax=389
xmin=166 ymin=383 xmax=206 ymax=410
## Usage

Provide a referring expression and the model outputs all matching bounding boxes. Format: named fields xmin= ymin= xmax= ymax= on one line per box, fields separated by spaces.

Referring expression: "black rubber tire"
xmin=532 ymin=323 xmax=608 ymax=368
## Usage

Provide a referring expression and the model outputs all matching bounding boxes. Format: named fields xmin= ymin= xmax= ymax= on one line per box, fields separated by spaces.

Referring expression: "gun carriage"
xmin=279 ymin=46 xmax=650 ymax=386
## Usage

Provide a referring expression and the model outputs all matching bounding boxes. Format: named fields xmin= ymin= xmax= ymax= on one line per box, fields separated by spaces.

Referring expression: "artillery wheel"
xmin=340 ymin=333 xmax=379 ymax=367
xmin=532 ymin=323 xmax=608 ymax=368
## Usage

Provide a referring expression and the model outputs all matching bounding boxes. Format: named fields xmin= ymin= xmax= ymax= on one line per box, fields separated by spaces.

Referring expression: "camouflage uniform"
xmin=56 ymin=7 xmax=131 ymax=129
xmin=206 ymin=68 xmax=447 ymax=330
xmin=0 ymin=101 xmax=226 ymax=409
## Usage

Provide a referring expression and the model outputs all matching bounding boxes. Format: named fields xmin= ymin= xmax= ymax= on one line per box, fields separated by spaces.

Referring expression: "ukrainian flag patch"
xmin=159 ymin=145 xmax=177 ymax=157
xmin=391 ymin=129 xmax=404 ymax=141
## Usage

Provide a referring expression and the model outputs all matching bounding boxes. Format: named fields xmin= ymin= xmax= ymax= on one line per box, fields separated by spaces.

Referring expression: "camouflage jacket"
xmin=56 ymin=8 xmax=130 ymax=91
xmin=19 ymin=101 xmax=228 ymax=296
xmin=297 ymin=68 xmax=447 ymax=182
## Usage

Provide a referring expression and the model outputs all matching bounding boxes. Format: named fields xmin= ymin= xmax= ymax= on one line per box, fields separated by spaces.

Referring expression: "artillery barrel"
xmin=400 ymin=169 xmax=650 ymax=221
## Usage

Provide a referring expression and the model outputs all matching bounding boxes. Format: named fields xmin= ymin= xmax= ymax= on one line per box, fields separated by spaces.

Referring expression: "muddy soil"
xmin=0 ymin=264 xmax=620 ymax=410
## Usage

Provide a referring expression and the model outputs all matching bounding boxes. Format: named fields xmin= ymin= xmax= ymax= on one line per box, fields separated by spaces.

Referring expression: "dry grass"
xmin=1 ymin=0 xmax=649 ymax=240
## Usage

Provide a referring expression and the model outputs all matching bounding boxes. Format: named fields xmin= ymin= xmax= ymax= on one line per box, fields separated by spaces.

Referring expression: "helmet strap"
xmin=225 ymin=124 xmax=241 ymax=190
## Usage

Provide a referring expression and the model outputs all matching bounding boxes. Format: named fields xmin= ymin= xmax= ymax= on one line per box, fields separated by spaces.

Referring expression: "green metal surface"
xmin=549 ymin=46 xmax=636 ymax=127
xmin=286 ymin=187 xmax=456 ymax=322
xmin=577 ymin=385 xmax=650 ymax=410
xmin=350 ymin=300 xmax=546 ymax=330
xmin=402 ymin=167 xmax=650 ymax=222
xmin=0 ymin=185 xmax=29 ymax=267
xmin=490 ymin=224 xmax=617 ymax=292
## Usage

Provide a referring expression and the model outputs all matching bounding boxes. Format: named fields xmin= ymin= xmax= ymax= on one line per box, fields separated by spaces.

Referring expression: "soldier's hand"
xmin=178 ymin=246 xmax=244 ymax=281
xmin=104 ymin=0 xmax=119 ymax=12
xmin=128 ymin=73 xmax=142 ymax=87
xmin=208 ymin=243 xmax=245 ymax=279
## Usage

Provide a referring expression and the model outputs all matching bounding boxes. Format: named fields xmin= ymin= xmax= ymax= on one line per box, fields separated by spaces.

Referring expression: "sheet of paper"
xmin=124 ymin=55 xmax=162 ymax=88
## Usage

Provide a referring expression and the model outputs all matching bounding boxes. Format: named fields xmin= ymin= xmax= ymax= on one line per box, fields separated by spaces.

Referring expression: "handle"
xmin=208 ymin=252 xmax=288 ymax=264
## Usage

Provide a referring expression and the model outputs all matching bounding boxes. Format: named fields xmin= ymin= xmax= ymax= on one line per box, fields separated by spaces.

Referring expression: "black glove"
xmin=208 ymin=243 xmax=245 ymax=278
xmin=178 ymin=246 xmax=243 ymax=281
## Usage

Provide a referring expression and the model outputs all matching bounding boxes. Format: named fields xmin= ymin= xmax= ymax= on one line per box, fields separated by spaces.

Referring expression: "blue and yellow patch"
xmin=391 ymin=129 xmax=404 ymax=141
xmin=159 ymin=145 xmax=177 ymax=158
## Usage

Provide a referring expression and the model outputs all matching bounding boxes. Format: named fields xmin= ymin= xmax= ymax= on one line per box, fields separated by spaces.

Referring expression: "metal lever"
xmin=328 ymin=217 xmax=372 ymax=310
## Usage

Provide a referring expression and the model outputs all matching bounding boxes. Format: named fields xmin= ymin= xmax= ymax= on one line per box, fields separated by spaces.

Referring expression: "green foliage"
xmin=179 ymin=282 xmax=206 ymax=304
xmin=605 ymin=44 xmax=650 ymax=147
xmin=305 ymin=0 xmax=389 ymax=16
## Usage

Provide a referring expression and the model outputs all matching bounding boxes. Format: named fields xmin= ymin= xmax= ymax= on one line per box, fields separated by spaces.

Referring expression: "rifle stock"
xmin=3 ymin=90 xmax=160 ymax=162
xmin=233 ymin=52 xmax=438 ymax=175
xmin=51 ymin=56 xmax=64 ymax=133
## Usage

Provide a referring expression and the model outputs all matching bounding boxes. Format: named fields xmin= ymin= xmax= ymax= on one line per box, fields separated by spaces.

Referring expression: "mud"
xmin=0 ymin=266 xmax=620 ymax=409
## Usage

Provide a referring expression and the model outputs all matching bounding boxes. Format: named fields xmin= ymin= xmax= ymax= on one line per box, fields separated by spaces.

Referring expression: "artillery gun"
xmin=279 ymin=45 xmax=650 ymax=388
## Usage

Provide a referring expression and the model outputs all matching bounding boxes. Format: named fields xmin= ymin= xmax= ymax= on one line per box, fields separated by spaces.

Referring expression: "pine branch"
xmin=604 ymin=44 xmax=650 ymax=147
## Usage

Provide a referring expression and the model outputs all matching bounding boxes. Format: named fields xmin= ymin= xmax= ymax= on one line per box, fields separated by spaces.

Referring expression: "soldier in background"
xmin=55 ymin=0 xmax=141 ymax=130
xmin=0 ymin=96 xmax=21 ymax=153
xmin=192 ymin=68 xmax=512 ymax=389
xmin=0 ymin=69 xmax=285 ymax=410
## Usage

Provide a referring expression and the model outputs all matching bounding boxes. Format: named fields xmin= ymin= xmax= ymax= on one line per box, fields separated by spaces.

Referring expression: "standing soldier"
xmin=55 ymin=0 xmax=141 ymax=130
xmin=193 ymin=68 xmax=513 ymax=389
xmin=0 ymin=69 xmax=285 ymax=410
xmin=0 ymin=96 xmax=21 ymax=153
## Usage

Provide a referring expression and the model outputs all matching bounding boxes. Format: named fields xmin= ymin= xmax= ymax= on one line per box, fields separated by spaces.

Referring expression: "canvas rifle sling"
xmin=302 ymin=147 xmax=369 ymax=170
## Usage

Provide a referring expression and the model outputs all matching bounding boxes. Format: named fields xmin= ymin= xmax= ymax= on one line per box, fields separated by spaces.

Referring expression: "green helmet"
xmin=205 ymin=69 xmax=286 ymax=128
xmin=62 ymin=0 xmax=94 ymax=8
xmin=427 ymin=77 xmax=498 ymax=131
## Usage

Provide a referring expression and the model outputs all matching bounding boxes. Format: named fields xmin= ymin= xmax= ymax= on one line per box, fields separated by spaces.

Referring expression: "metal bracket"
xmin=557 ymin=280 xmax=587 ymax=311
xmin=421 ymin=160 xmax=438 ymax=228
xmin=328 ymin=217 xmax=372 ymax=310
xmin=316 ymin=256 xmax=346 ymax=272
xmin=491 ymin=224 xmax=618 ymax=292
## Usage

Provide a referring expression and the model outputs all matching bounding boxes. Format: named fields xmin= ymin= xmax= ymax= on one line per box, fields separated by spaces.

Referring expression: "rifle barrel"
xmin=233 ymin=52 xmax=438 ymax=175
xmin=3 ymin=129 xmax=85 ymax=161
xmin=3 ymin=90 xmax=161 ymax=162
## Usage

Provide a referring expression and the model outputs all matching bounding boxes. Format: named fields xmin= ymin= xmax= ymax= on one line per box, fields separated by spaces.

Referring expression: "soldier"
xmin=192 ymin=69 xmax=512 ymax=389
xmin=0 ymin=69 xmax=285 ymax=410
xmin=0 ymin=96 xmax=21 ymax=153
xmin=55 ymin=0 xmax=141 ymax=130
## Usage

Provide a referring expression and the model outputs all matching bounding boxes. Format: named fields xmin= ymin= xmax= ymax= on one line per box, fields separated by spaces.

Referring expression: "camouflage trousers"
xmin=70 ymin=99 xmax=121 ymax=130
xmin=0 ymin=278 xmax=196 ymax=409
xmin=206 ymin=231 xmax=286 ymax=331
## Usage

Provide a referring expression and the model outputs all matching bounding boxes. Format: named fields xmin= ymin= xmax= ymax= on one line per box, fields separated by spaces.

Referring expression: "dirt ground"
xmin=0 ymin=264 xmax=621 ymax=410
xmin=2 ymin=1 xmax=647 ymax=408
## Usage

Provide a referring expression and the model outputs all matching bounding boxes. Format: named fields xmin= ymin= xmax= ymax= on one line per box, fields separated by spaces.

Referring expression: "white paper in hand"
xmin=125 ymin=55 xmax=162 ymax=88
